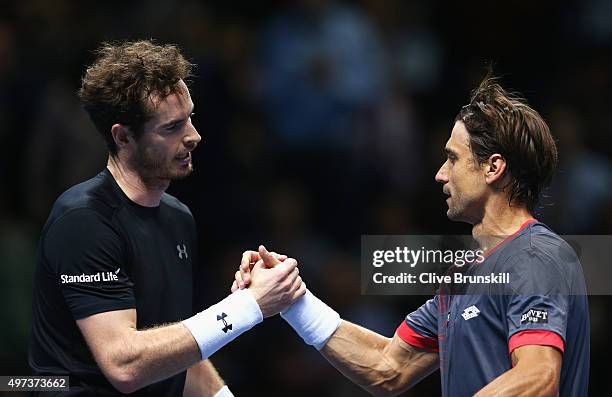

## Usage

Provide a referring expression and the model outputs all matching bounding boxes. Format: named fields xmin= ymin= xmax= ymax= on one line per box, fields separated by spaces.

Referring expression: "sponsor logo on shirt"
xmin=520 ymin=309 xmax=548 ymax=324
xmin=177 ymin=244 xmax=188 ymax=259
xmin=461 ymin=305 xmax=480 ymax=320
xmin=60 ymin=268 xmax=121 ymax=284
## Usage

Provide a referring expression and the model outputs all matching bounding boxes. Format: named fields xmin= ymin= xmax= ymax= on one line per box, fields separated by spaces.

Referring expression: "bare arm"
xmin=184 ymin=360 xmax=225 ymax=397
xmin=320 ymin=320 xmax=439 ymax=397
xmin=77 ymin=252 xmax=303 ymax=394
xmin=77 ymin=309 xmax=201 ymax=394
xmin=232 ymin=248 xmax=438 ymax=396
xmin=474 ymin=345 xmax=562 ymax=397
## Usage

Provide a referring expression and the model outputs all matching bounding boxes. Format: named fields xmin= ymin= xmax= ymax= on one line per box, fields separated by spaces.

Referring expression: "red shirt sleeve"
xmin=508 ymin=330 xmax=565 ymax=354
xmin=396 ymin=321 xmax=439 ymax=352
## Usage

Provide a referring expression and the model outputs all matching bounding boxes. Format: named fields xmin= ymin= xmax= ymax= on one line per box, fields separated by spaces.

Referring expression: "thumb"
xmin=252 ymin=259 xmax=265 ymax=270
xmin=259 ymin=245 xmax=281 ymax=268
xmin=249 ymin=259 xmax=266 ymax=279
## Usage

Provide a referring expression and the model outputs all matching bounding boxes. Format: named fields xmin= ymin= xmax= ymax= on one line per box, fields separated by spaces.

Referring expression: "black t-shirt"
xmin=29 ymin=169 xmax=196 ymax=396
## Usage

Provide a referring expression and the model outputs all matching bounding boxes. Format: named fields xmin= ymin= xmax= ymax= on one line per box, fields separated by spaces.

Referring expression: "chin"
xmin=446 ymin=210 xmax=460 ymax=221
xmin=447 ymin=207 xmax=480 ymax=225
xmin=446 ymin=206 xmax=468 ymax=222
xmin=171 ymin=165 xmax=194 ymax=180
xmin=169 ymin=171 xmax=192 ymax=181
xmin=167 ymin=158 xmax=192 ymax=174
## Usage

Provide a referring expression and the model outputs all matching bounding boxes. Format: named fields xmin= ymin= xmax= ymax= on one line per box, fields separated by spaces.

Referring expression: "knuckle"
xmin=274 ymin=273 xmax=284 ymax=284
xmin=286 ymin=273 xmax=297 ymax=284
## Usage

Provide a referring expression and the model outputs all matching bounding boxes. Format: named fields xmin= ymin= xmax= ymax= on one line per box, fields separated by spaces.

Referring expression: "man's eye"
xmin=166 ymin=121 xmax=184 ymax=131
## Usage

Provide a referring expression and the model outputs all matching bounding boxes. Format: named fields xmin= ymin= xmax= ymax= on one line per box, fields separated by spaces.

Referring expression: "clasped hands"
xmin=230 ymin=245 xmax=306 ymax=318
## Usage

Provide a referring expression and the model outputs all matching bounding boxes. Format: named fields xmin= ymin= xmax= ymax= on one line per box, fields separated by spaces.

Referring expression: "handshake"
xmin=183 ymin=245 xmax=341 ymax=361
xmin=229 ymin=245 xmax=306 ymax=318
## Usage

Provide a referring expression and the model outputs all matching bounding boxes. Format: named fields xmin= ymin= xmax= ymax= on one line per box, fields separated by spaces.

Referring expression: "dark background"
xmin=1 ymin=0 xmax=611 ymax=395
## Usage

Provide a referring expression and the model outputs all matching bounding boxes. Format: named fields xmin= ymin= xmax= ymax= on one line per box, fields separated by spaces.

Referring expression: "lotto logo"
xmin=461 ymin=305 xmax=480 ymax=320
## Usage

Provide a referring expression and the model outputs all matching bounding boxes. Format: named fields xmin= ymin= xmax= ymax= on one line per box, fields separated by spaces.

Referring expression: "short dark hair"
xmin=78 ymin=40 xmax=194 ymax=154
xmin=456 ymin=75 xmax=558 ymax=213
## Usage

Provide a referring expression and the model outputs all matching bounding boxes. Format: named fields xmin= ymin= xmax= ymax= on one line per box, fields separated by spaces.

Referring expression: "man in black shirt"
xmin=29 ymin=40 xmax=306 ymax=396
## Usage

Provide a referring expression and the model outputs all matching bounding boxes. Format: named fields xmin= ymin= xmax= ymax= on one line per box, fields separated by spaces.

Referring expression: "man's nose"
xmin=184 ymin=124 xmax=201 ymax=148
xmin=435 ymin=162 xmax=448 ymax=183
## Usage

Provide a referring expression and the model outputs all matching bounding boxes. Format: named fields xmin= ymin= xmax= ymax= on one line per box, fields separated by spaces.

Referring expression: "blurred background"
xmin=1 ymin=0 xmax=611 ymax=395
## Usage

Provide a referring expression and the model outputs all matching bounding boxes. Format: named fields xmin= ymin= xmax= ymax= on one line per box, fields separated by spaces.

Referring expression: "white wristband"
xmin=183 ymin=289 xmax=263 ymax=360
xmin=213 ymin=385 xmax=234 ymax=397
xmin=280 ymin=290 xmax=341 ymax=350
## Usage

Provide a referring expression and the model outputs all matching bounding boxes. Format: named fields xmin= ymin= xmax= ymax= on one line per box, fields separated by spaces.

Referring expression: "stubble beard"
xmin=446 ymin=194 xmax=483 ymax=225
xmin=446 ymin=203 xmax=461 ymax=221
xmin=445 ymin=191 xmax=469 ymax=222
xmin=132 ymin=146 xmax=194 ymax=190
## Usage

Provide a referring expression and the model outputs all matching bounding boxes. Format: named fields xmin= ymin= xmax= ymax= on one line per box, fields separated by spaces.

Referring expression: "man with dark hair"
xmin=234 ymin=76 xmax=589 ymax=396
xmin=29 ymin=40 xmax=306 ymax=396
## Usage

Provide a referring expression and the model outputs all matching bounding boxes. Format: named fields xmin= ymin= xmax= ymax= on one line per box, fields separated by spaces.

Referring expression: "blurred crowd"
xmin=1 ymin=1 xmax=611 ymax=395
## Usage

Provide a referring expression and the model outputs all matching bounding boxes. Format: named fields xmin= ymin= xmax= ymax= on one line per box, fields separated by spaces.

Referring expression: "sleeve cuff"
xmin=396 ymin=321 xmax=439 ymax=352
xmin=508 ymin=330 xmax=565 ymax=354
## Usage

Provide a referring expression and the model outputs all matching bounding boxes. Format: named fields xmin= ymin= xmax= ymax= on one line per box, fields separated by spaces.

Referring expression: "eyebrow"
xmin=444 ymin=147 xmax=458 ymax=157
xmin=160 ymin=103 xmax=195 ymax=129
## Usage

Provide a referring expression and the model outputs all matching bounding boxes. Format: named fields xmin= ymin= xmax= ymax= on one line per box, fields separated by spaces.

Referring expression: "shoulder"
xmin=48 ymin=170 xmax=123 ymax=225
xmin=499 ymin=223 xmax=583 ymax=294
xmin=43 ymin=171 xmax=126 ymax=250
xmin=509 ymin=222 xmax=580 ymax=272
xmin=160 ymin=192 xmax=194 ymax=219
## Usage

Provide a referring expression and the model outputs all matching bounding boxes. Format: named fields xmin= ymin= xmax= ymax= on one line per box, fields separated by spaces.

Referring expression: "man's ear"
xmin=484 ymin=153 xmax=507 ymax=185
xmin=110 ymin=124 xmax=133 ymax=151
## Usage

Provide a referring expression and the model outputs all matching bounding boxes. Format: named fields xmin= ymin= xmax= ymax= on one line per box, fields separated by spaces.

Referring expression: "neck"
xmin=471 ymin=196 xmax=534 ymax=253
xmin=107 ymin=155 xmax=168 ymax=207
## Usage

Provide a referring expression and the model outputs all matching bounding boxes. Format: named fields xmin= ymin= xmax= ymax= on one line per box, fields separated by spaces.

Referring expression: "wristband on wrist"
xmin=183 ymin=289 xmax=263 ymax=360
xmin=280 ymin=290 xmax=341 ymax=350
xmin=213 ymin=385 xmax=234 ymax=397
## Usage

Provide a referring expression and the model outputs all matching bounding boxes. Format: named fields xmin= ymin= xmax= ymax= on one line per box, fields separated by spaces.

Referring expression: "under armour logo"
xmin=217 ymin=312 xmax=232 ymax=333
xmin=176 ymin=244 xmax=188 ymax=259
xmin=461 ymin=305 xmax=480 ymax=320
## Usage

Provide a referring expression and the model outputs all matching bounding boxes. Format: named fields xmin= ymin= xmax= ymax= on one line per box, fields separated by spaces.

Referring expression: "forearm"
xmin=107 ymin=322 xmax=201 ymax=393
xmin=81 ymin=290 xmax=262 ymax=393
xmin=184 ymin=360 xmax=225 ymax=397
xmin=280 ymin=291 xmax=438 ymax=395
xmin=474 ymin=363 xmax=559 ymax=397
xmin=321 ymin=321 xmax=403 ymax=396
xmin=321 ymin=321 xmax=435 ymax=396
